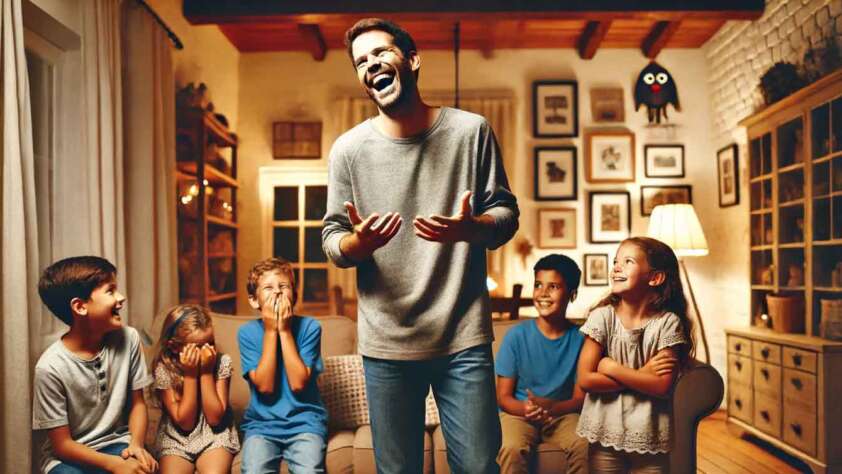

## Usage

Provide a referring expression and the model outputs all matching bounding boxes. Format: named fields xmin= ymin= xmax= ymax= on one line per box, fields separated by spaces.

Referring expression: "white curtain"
xmin=1 ymin=0 xmax=40 ymax=471
xmin=122 ymin=1 xmax=177 ymax=334
xmin=81 ymin=0 xmax=128 ymax=296
xmin=334 ymin=92 xmax=516 ymax=295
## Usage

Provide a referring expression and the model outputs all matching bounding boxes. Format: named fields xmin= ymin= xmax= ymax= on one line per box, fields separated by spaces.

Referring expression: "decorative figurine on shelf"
xmin=760 ymin=265 xmax=774 ymax=286
xmin=787 ymin=263 xmax=804 ymax=287
xmin=832 ymin=262 xmax=842 ymax=288
xmin=634 ymin=62 xmax=680 ymax=124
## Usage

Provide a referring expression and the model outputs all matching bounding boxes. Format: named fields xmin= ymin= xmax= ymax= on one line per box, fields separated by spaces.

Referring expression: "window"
xmin=261 ymin=168 xmax=332 ymax=310
xmin=25 ymin=31 xmax=59 ymax=268
xmin=23 ymin=7 xmax=83 ymax=343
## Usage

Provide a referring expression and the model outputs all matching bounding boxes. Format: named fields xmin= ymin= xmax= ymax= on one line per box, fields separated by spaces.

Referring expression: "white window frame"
xmin=259 ymin=166 xmax=333 ymax=313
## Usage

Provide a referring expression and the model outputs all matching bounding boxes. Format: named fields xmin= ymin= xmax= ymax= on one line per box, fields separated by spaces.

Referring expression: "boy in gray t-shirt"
xmin=32 ymin=256 xmax=156 ymax=474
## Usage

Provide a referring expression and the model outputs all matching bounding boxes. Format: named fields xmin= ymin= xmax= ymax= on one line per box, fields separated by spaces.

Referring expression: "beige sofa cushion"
xmin=353 ymin=425 xmax=434 ymax=474
xmin=318 ymin=355 xmax=370 ymax=430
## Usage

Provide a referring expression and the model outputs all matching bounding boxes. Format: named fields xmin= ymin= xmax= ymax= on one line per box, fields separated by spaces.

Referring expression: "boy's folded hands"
xmin=524 ymin=389 xmax=552 ymax=425
xmin=118 ymin=443 xmax=157 ymax=473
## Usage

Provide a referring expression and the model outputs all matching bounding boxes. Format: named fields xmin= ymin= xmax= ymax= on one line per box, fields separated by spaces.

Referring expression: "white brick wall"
xmin=698 ymin=0 xmax=838 ymax=388
xmin=706 ymin=0 xmax=840 ymax=143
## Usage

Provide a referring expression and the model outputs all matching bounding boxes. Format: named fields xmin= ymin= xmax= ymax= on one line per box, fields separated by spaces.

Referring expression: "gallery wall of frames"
xmin=530 ymin=69 xmax=724 ymax=287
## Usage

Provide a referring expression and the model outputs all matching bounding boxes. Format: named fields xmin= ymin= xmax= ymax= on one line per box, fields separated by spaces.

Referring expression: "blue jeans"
xmin=241 ymin=432 xmax=326 ymax=474
xmin=49 ymin=442 xmax=128 ymax=474
xmin=363 ymin=344 xmax=501 ymax=474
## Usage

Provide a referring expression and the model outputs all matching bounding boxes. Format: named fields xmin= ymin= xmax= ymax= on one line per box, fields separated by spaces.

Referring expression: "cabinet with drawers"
xmin=726 ymin=327 xmax=842 ymax=473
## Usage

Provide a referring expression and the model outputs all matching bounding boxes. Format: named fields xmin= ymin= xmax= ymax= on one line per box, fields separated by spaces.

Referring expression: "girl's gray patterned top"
xmin=576 ymin=305 xmax=688 ymax=454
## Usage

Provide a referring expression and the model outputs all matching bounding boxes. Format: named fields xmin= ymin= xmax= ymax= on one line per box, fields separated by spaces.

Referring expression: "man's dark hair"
xmin=344 ymin=18 xmax=417 ymax=62
xmin=533 ymin=254 xmax=581 ymax=295
xmin=38 ymin=256 xmax=117 ymax=326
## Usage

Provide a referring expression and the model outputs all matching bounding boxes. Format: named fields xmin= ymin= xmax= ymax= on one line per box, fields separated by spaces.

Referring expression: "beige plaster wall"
xmin=146 ymin=0 xmax=240 ymax=128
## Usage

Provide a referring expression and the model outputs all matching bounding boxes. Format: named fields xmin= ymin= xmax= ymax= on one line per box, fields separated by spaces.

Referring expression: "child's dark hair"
xmin=38 ymin=256 xmax=117 ymax=326
xmin=534 ymin=254 xmax=581 ymax=297
xmin=344 ymin=18 xmax=417 ymax=62
xmin=597 ymin=236 xmax=696 ymax=361
xmin=246 ymin=257 xmax=297 ymax=305
xmin=152 ymin=304 xmax=214 ymax=394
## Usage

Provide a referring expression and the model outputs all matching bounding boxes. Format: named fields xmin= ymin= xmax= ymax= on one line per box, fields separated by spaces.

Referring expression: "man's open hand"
xmin=413 ymin=191 xmax=482 ymax=243
xmin=340 ymin=202 xmax=402 ymax=261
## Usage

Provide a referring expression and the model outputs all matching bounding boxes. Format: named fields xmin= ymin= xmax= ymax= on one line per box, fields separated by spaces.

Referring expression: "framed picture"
xmin=537 ymin=208 xmax=577 ymax=248
xmin=640 ymin=185 xmax=692 ymax=216
xmin=583 ymin=254 xmax=610 ymax=286
xmin=717 ymin=144 xmax=740 ymax=207
xmin=533 ymin=81 xmax=578 ymax=137
xmin=644 ymin=144 xmax=685 ymax=178
xmin=273 ymin=121 xmax=321 ymax=159
xmin=585 ymin=130 xmax=635 ymax=183
xmin=534 ymin=146 xmax=577 ymax=200
xmin=589 ymin=191 xmax=631 ymax=243
xmin=590 ymin=88 xmax=624 ymax=123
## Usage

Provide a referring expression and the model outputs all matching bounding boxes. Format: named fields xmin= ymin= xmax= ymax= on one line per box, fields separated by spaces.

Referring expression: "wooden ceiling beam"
xmin=577 ymin=20 xmax=611 ymax=59
xmin=297 ymin=23 xmax=327 ymax=61
xmin=642 ymin=20 xmax=680 ymax=58
xmin=184 ymin=0 xmax=764 ymax=25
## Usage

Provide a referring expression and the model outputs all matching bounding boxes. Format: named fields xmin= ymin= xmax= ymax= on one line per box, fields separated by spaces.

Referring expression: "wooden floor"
xmin=697 ymin=411 xmax=811 ymax=473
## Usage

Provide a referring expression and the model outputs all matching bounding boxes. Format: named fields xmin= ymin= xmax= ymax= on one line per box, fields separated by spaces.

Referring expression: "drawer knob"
xmin=791 ymin=423 xmax=802 ymax=437
xmin=735 ymin=399 xmax=743 ymax=409
xmin=761 ymin=348 xmax=770 ymax=359
xmin=760 ymin=410 xmax=770 ymax=421
xmin=735 ymin=361 xmax=743 ymax=371
xmin=735 ymin=343 xmax=742 ymax=351
xmin=793 ymin=354 xmax=802 ymax=366
xmin=791 ymin=378 xmax=803 ymax=390
xmin=761 ymin=368 xmax=770 ymax=380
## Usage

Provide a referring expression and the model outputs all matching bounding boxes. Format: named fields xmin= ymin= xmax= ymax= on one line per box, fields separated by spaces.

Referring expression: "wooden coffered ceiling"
xmin=183 ymin=0 xmax=764 ymax=60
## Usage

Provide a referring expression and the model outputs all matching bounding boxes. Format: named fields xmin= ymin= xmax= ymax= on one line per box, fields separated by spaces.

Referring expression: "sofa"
xmin=148 ymin=313 xmax=723 ymax=473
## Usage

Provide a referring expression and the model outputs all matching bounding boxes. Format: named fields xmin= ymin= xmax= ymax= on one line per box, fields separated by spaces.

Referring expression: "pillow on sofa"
xmin=318 ymin=355 xmax=370 ymax=430
xmin=318 ymin=355 xmax=441 ymax=430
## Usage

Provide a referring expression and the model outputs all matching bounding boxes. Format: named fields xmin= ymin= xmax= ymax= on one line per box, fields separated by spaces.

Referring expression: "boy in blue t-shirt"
xmin=237 ymin=258 xmax=327 ymax=473
xmin=495 ymin=254 xmax=588 ymax=473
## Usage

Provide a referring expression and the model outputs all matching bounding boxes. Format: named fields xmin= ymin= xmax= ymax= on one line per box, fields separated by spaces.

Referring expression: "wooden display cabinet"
xmin=176 ymin=107 xmax=239 ymax=313
xmin=741 ymin=69 xmax=842 ymax=338
xmin=733 ymin=69 xmax=842 ymax=473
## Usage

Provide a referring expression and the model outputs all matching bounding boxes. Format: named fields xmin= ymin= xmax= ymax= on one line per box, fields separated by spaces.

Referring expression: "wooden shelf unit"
xmin=735 ymin=69 xmax=842 ymax=473
xmin=740 ymin=69 xmax=842 ymax=338
xmin=176 ymin=107 xmax=239 ymax=313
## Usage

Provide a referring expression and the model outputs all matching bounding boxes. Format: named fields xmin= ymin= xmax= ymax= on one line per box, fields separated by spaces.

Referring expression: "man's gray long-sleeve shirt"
xmin=322 ymin=107 xmax=519 ymax=360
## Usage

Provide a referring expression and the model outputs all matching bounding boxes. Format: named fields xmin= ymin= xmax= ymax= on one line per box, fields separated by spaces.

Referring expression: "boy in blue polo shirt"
xmin=237 ymin=258 xmax=327 ymax=473
xmin=495 ymin=254 xmax=588 ymax=473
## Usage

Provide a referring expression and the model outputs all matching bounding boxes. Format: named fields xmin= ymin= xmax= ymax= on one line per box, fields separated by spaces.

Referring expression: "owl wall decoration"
xmin=634 ymin=62 xmax=680 ymax=124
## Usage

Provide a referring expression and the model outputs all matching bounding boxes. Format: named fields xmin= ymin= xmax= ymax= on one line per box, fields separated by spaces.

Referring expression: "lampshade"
xmin=647 ymin=204 xmax=709 ymax=257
